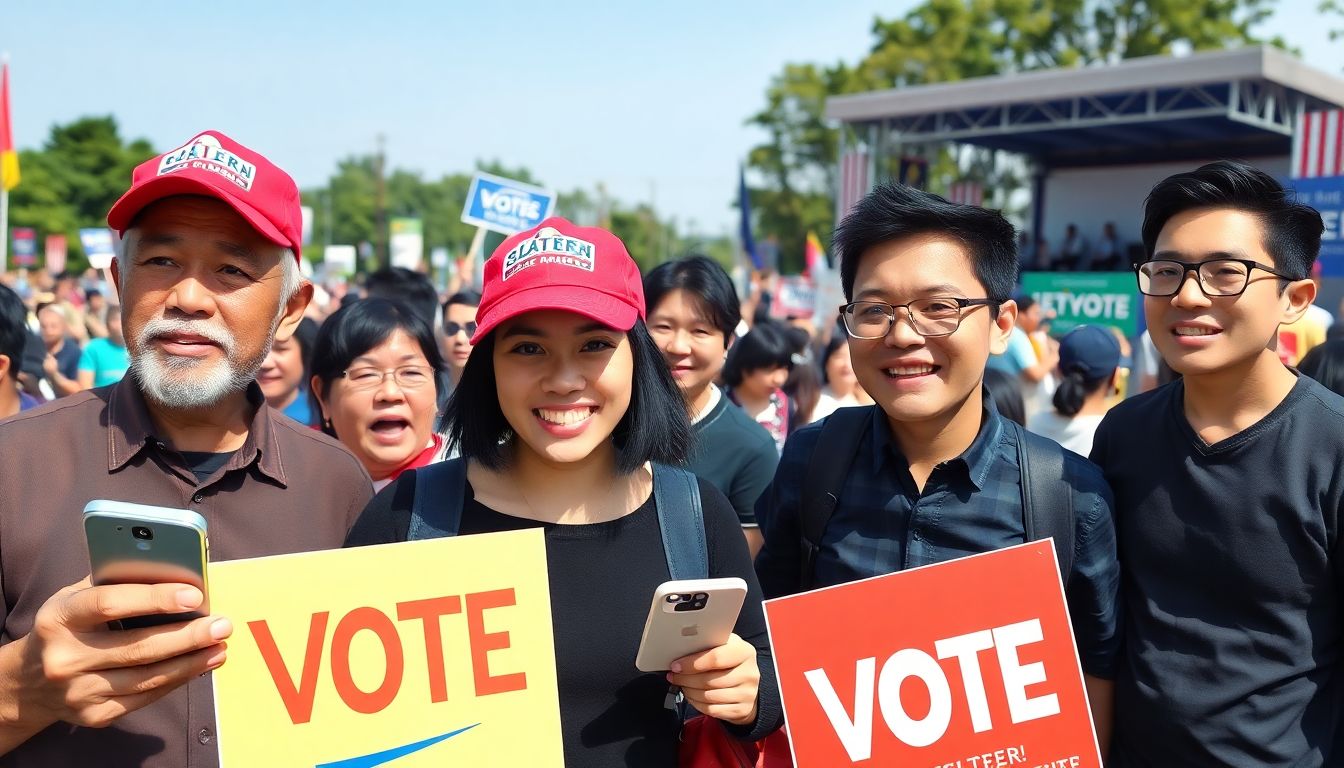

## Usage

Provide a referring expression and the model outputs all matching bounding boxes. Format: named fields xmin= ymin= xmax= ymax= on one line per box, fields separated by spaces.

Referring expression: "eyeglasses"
xmin=339 ymin=365 xmax=435 ymax=392
xmin=444 ymin=321 xmax=477 ymax=337
xmin=839 ymin=297 xmax=999 ymax=339
xmin=1134 ymin=258 xmax=1298 ymax=297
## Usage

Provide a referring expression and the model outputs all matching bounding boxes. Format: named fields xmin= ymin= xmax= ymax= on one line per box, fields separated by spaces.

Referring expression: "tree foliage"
xmin=8 ymin=116 xmax=155 ymax=270
xmin=745 ymin=0 xmax=1283 ymax=272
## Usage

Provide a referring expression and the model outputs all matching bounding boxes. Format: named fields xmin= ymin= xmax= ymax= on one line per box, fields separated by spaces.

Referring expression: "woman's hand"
xmin=666 ymin=633 xmax=760 ymax=726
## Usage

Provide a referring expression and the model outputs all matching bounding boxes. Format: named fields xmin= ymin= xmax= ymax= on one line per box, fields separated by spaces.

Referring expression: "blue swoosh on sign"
xmin=314 ymin=724 xmax=480 ymax=768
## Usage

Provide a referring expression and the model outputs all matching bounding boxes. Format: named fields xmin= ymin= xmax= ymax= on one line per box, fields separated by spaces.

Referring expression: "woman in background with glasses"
xmin=311 ymin=298 xmax=446 ymax=490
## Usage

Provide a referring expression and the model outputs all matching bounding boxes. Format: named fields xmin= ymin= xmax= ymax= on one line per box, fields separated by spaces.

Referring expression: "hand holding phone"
xmin=635 ymin=578 xmax=747 ymax=673
xmin=84 ymin=500 xmax=210 ymax=629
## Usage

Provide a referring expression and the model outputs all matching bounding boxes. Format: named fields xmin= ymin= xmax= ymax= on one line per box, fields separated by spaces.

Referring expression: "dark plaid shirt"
xmin=754 ymin=395 xmax=1121 ymax=678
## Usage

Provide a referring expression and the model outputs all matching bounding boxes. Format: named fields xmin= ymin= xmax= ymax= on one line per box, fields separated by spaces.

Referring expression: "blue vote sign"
xmin=461 ymin=172 xmax=556 ymax=235
xmin=1291 ymin=176 xmax=1344 ymax=274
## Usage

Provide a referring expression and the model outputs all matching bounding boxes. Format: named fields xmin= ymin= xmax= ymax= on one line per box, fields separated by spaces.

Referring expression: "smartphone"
xmin=83 ymin=500 xmax=210 ymax=630
xmin=635 ymin=577 xmax=748 ymax=673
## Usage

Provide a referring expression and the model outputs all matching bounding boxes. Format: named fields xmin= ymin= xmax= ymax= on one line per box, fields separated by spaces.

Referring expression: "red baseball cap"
xmin=472 ymin=217 xmax=644 ymax=344
xmin=106 ymin=130 xmax=303 ymax=260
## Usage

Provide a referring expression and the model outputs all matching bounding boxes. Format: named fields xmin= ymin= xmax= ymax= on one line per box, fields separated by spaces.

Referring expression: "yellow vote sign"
xmin=209 ymin=529 xmax=562 ymax=767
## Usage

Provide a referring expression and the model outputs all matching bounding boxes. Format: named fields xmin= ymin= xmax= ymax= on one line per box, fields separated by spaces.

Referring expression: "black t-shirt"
xmin=689 ymin=389 xmax=779 ymax=527
xmin=179 ymin=450 xmax=234 ymax=483
xmin=345 ymin=470 xmax=782 ymax=768
xmin=1091 ymin=375 xmax=1344 ymax=767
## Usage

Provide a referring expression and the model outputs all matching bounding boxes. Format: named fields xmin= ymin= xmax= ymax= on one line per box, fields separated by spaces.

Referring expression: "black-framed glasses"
xmin=444 ymin=320 xmax=478 ymax=337
xmin=339 ymin=365 xmax=435 ymax=392
xmin=839 ymin=297 xmax=1000 ymax=339
xmin=1134 ymin=258 xmax=1299 ymax=297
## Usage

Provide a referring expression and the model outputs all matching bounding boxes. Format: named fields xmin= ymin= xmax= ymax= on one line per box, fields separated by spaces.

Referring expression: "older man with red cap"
xmin=0 ymin=131 xmax=373 ymax=766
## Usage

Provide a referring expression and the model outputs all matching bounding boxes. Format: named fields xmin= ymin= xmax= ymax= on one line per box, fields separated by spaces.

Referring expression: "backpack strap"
xmin=799 ymin=406 xmax=872 ymax=591
xmin=407 ymin=458 xmax=468 ymax=541
xmin=651 ymin=463 xmax=707 ymax=580
xmin=1011 ymin=422 xmax=1075 ymax=583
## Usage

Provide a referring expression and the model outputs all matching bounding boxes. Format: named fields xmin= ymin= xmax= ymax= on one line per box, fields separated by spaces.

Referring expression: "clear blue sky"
xmin=1 ymin=0 xmax=1337 ymax=239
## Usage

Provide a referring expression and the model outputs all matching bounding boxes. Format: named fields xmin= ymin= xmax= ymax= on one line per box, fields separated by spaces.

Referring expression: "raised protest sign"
xmin=78 ymin=227 xmax=117 ymax=270
xmin=10 ymin=227 xmax=34 ymax=267
xmin=772 ymin=275 xmax=817 ymax=319
xmin=764 ymin=541 xmax=1100 ymax=768
xmin=210 ymin=528 xmax=563 ymax=767
xmin=461 ymin=172 xmax=556 ymax=235
xmin=1022 ymin=272 xmax=1137 ymax=336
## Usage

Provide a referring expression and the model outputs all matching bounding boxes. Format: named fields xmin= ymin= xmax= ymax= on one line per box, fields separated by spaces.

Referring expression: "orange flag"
xmin=1 ymin=60 xmax=18 ymax=191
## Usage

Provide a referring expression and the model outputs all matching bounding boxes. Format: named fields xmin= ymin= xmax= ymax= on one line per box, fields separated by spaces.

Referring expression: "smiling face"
xmin=847 ymin=234 xmax=1014 ymax=427
xmin=492 ymin=309 xmax=633 ymax=469
xmin=115 ymin=196 xmax=309 ymax=411
xmin=1146 ymin=208 xmax=1312 ymax=378
xmin=647 ymin=289 xmax=728 ymax=409
xmin=315 ymin=328 xmax=438 ymax=480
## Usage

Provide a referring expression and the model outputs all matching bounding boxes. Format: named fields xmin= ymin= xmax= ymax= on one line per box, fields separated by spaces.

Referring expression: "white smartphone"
xmin=83 ymin=500 xmax=210 ymax=630
xmin=635 ymin=577 xmax=748 ymax=672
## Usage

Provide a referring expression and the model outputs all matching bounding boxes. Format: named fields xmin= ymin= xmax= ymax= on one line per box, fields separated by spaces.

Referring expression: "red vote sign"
xmin=764 ymin=541 xmax=1100 ymax=767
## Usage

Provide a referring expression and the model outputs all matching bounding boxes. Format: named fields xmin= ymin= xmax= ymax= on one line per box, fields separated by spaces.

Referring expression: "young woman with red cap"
xmin=344 ymin=219 xmax=781 ymax=766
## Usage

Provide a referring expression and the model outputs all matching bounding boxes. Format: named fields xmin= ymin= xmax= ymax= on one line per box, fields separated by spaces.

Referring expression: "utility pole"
xmin=374 ymin=133 xmax=387 ymax=270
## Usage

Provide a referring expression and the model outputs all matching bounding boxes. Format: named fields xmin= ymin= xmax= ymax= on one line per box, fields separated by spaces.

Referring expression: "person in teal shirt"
xmin=77 ymin=305 xmax=129 ymax=389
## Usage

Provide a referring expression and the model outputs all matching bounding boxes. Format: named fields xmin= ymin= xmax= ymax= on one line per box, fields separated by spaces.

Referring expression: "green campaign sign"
xmin=1021 ymin=272 xmax=1139 ymax=336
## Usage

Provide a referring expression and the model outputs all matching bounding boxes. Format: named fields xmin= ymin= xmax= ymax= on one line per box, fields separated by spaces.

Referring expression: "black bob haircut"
xmin=364 ymin=267 xmax=441 ymax=331
xmin=642 ymin=255 xmax=741 ymax=344
xmin=309 ymin=298 xmax=445 ymax=437
xmin=833 ymin=183 xmax=1019 ymax=305
xmin=722 ymin=320 xmax=795 ymax=388
xmin=1141 ymin=160 xmax=1324 ymax=279
xmin=0 ymin=284 xmax=27 ymax=382
xmin=443 ymin=317 xmax=693 ymax=474
xmin=819 ymin=335 xmax=847 ymax=386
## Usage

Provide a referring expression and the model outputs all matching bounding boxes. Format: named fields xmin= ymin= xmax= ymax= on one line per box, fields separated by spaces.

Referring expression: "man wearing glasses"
xmin=1090 ymin=160 xmax=1342 ymax=766
xmin=753 ymin=182 xmax=1120 ymax=749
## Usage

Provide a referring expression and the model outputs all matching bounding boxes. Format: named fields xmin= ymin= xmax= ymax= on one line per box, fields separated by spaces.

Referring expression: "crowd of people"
xmin=0 ymin=129 xmax=1342 ymax=767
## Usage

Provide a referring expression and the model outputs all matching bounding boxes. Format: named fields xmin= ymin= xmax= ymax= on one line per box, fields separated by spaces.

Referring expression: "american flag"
xmin=837 ymin=150 xmax=870 ymax=222
xmin=1292 ymin=110 xmax=1344 ymax=179
xmin=947 ymin=180 xmax=984 ymax=206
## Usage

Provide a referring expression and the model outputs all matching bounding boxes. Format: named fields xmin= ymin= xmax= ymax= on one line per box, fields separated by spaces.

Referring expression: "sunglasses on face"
xmin=445 ymin=321 xmax=478 ymax=337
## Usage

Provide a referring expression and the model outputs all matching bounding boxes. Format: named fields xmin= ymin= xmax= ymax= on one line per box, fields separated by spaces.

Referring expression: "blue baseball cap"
xmin=1058 ymin=325 xmax=1121 ymax=380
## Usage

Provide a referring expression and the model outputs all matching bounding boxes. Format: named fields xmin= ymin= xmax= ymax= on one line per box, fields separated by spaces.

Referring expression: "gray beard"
xmin=129 ymin=318 xmax=274 ymax=410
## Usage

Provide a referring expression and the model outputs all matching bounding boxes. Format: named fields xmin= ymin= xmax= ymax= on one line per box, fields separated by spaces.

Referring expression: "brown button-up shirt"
xmin=0 ymin=379 xmax=373 ymax=768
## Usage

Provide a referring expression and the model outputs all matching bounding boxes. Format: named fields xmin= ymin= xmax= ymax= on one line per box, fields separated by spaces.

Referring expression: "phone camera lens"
xmin=131 ymin=526 xmax=154 ymax=541
xmin=666 ymin=595 xmax=681 ymax=603
xmin=694 ymin=592 xmax=708 ymax=600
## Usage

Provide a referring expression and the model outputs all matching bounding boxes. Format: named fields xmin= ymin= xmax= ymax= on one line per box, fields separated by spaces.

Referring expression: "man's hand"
xmin=666 ymin=633 xmax=760 ymax=726
xmin=2 ymin=577 xmax=231 ymax=737
xmin=41 ymin=355 xmax=57 ymax=379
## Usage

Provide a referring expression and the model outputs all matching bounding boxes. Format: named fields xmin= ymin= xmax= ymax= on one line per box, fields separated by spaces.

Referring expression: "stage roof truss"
xmin=869 ymin=78 xmax=1296 ymax=147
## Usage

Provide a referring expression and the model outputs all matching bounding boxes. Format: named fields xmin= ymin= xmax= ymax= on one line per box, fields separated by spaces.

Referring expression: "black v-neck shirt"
xmin=1092 ymin=374 xmax=1344 ymax=766
xmin=345 ymin=472 xmax=781 ymax=767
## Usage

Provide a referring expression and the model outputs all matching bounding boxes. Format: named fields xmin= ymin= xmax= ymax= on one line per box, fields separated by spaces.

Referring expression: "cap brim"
xmin=471 ymin=285 xmax=640 ymax=345
xmin=107 ymin=174 xmax=292 ymax=250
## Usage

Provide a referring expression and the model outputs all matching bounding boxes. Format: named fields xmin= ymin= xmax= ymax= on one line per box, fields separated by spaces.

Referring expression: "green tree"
xmin=8 ymin=116 xmax=155 ymax=269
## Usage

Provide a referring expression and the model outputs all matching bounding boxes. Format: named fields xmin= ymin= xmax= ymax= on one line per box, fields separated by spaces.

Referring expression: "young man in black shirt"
xmin=1090 ymin=160 xmax=1343 ymax=766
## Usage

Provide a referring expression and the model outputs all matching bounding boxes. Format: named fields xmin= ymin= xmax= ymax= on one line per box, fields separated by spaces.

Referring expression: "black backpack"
xmin=798 ymin=406 xmax=1075 ymax=591
xmin=405 ymin=458 xmax=709 ymax=580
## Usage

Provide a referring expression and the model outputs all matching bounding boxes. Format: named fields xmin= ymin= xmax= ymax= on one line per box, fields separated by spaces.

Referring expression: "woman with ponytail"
xmin=1027 ymin=325 xmax=1121 ymax=455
